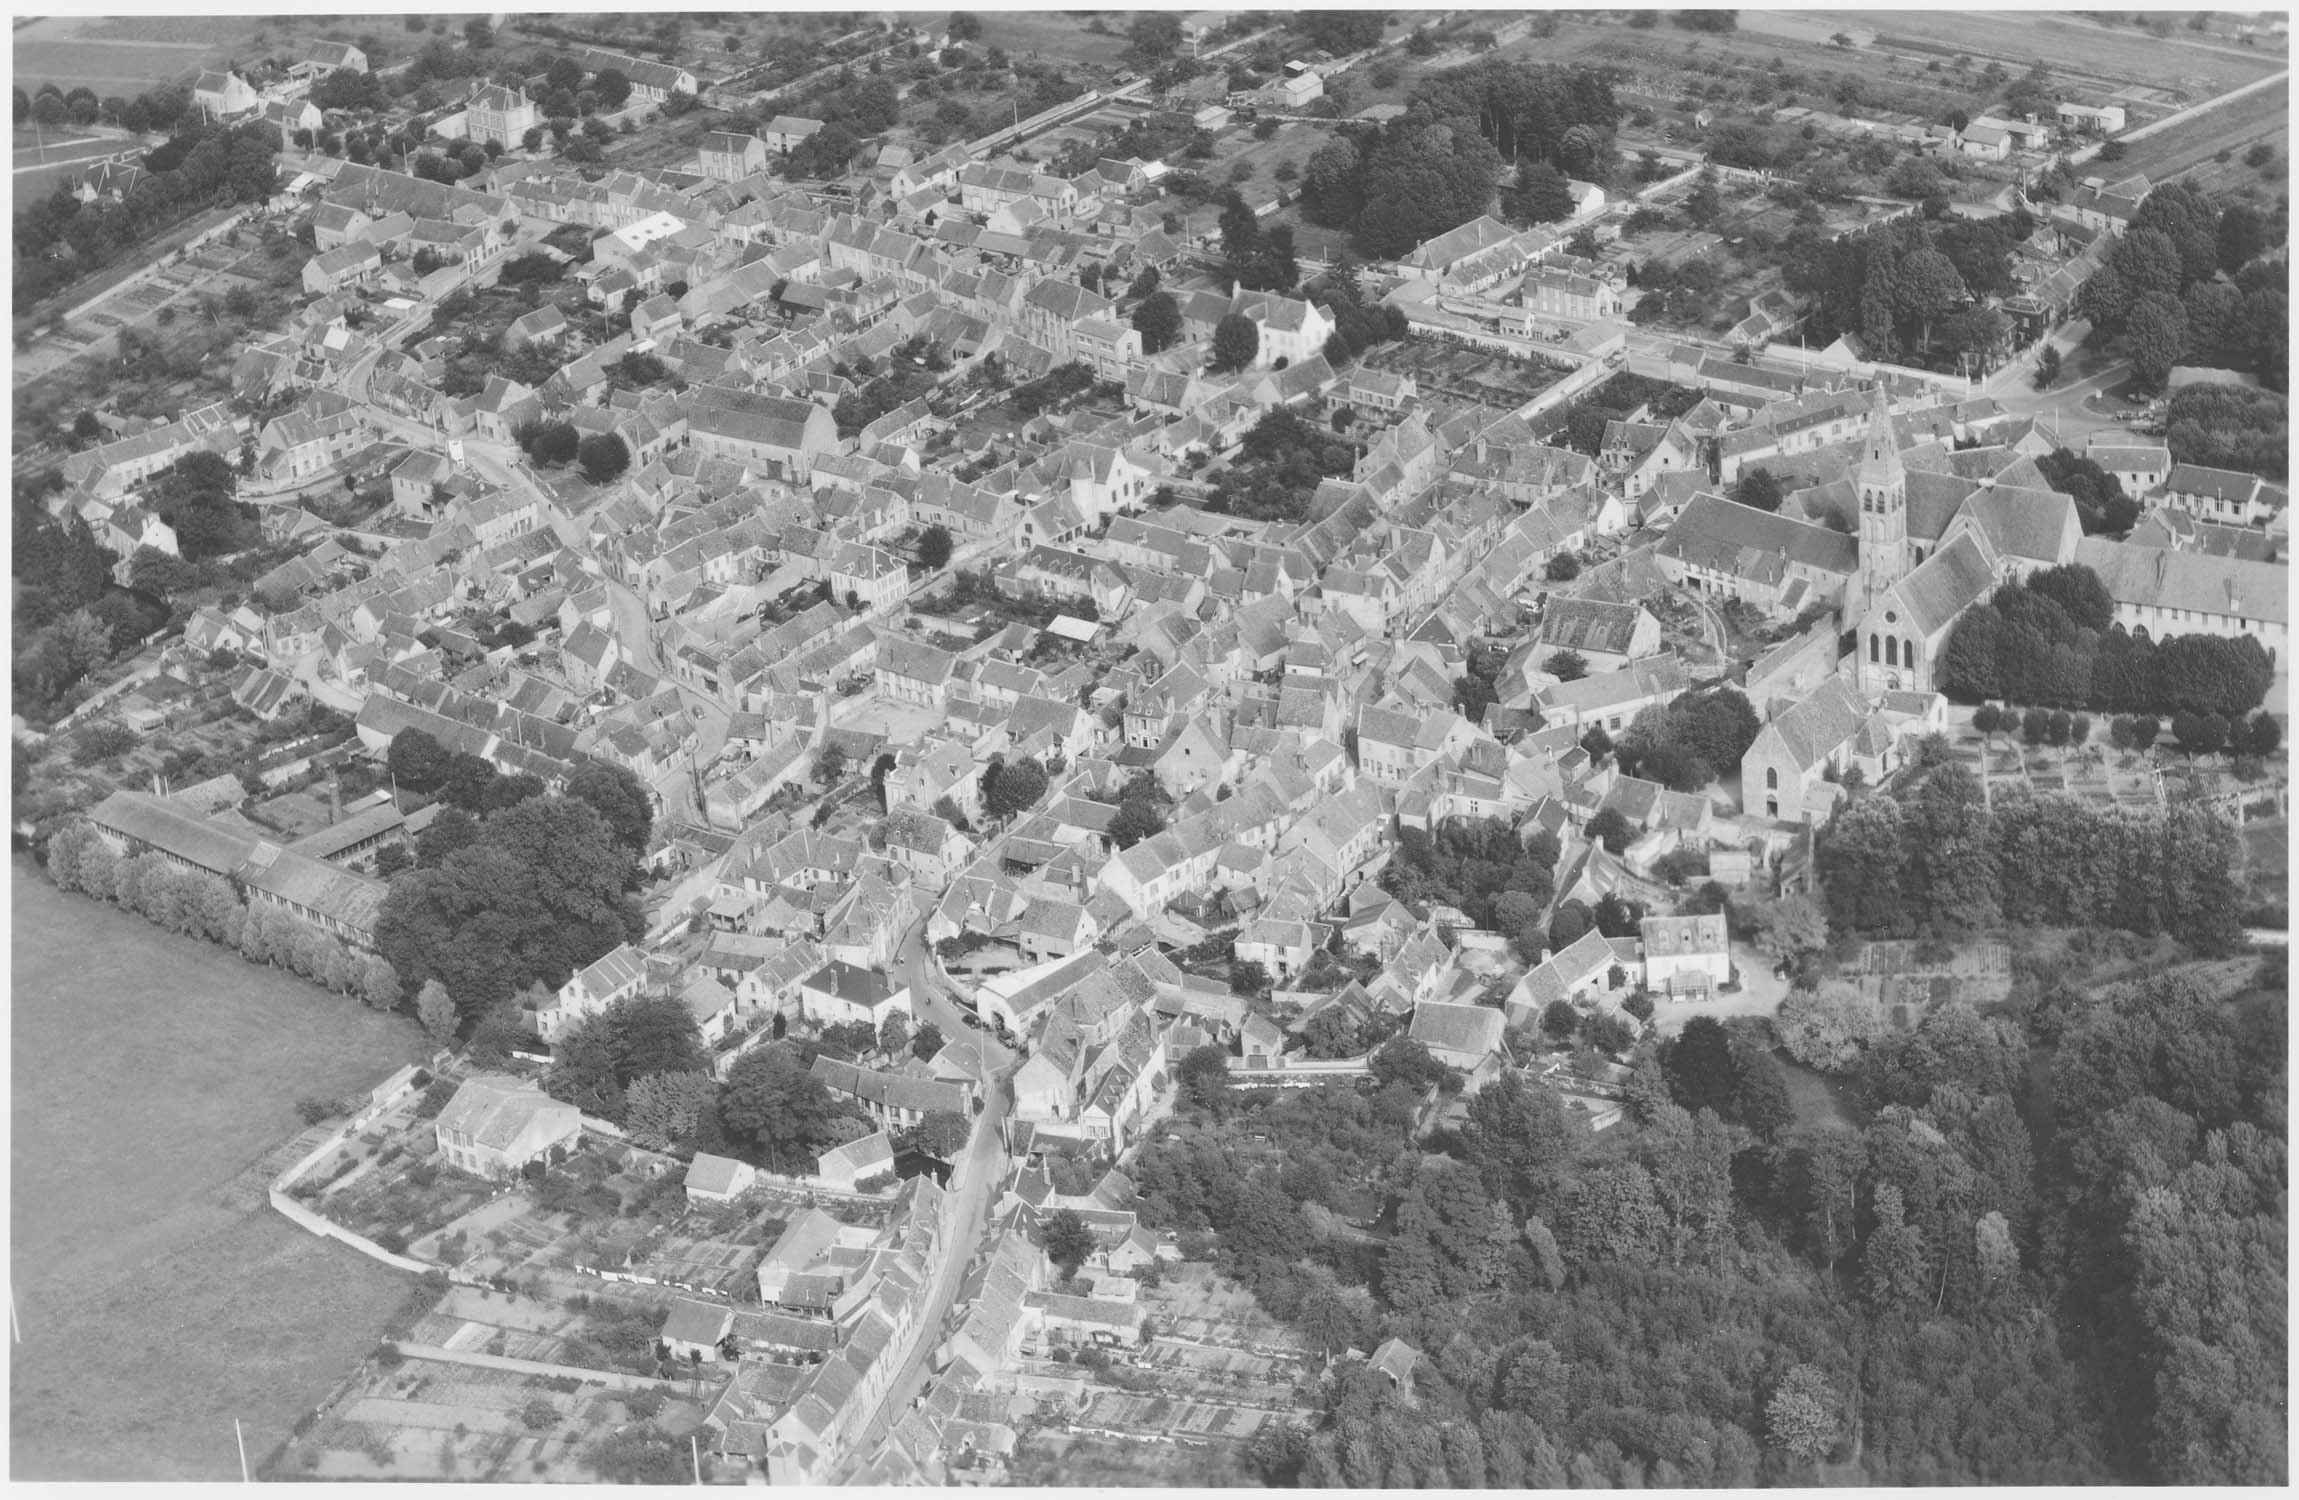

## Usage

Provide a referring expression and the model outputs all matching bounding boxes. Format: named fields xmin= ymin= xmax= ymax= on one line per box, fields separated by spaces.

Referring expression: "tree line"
xmin=43 ymin=820 xmax=403 ymax=1008
xmin=15 ymin=116 xmax=280 ymax=311
xmin=2074 ymin=183 xmax=2287 ymax=394
xmin=2161 ymin=380 xmax=2288 ymax=481
xmin=1782 ymin=208 xmax=2034 ymax=370
xmin=1296 ymin=59 xmax=1620 ymax=258
xmin=1818 ymin=758 xmax=2243 ymax=953
xmin=1935 ymin=564 xmax=2275 ymax=720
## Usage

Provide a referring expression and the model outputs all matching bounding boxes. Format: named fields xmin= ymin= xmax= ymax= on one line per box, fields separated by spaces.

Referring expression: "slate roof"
xmin=1893 ymin=529 xmax=1999 ymax=636
xmin=1757 ymin=676 xmax=1868 ymax=772
xmin=1658 ymin=494 xmax=1858 ymax=577
xmin=2073 ymin=538 xmax=2288 ymax=625
xmin=1539 ymin=597 xmax=1649 ymax=656
xmin=1640 ymin=912 xmax=1728 ymax=959
xmin=1407 ymin=1000 xmax=1506 ymax=1062
xmin=434 ymin=1075 xmax=576 ymax=1152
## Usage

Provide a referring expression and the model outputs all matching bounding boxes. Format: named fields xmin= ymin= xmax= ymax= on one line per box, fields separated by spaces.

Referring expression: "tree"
xmin=463 ymin=17 xmax=494 ymax=47
xmin=417 ymin=979 xmax=459 ymax=1042
xmin=1733 ymin=468 xmax=1784 ymax=512
xmin=1586 ymin=807 xmax=1633 ymax=855
xmin=1776 ymin=979 xmax=1883 ymax=1071
xmin=1128 ymin=12 xmax=1183 ymax=60
xmin=1660 ymin=1015 xmax=1737 ymax=1116
xmin=592 ymin=68 xmax=632 ymax=110
xmin=1545 ymin=649 xmax=1589 ymax=682
xmin=1544 ymin=551 xmax=1581 ymax=582
xmin=1130 ymin=289 xmax=1182 ymax=354
xmin=1541 ymin=999 xmax=1580 ymax=1039
xmin=623 ymin=1070 xmax=715 ymax=1151
xmin=577 ymin=432 xmax=631 ymax=484
xmin=1211 ymin=312 xmax=1259 ymax=373
xmin=815 ymin=744 xmax=848 ymax=787
xmin=1548 ymin=899 xmax=1593 ymax=950
xmin=947 ymin=12 xmax=982 ymax=42
xmin=1042 ymin=1207 xmax=1096 ymax=1277
xmin=566 ymin=760 xmax=653 ymax=857
xmin=916 ymin=1107 xmax=970 ymax=1158
xmin=524 ymin=421 xmax=580 ymax=466
xmin=719 ymin=1045 xmax=860 ymax=1173
xmin=357 ymin=955 xmax=403 ymax=1010
xmin=374 ymin=795 xmax=644 ymax=1029
xmin=386 ymin=729 xmax=452 ymax=793
xmin=985 ymin=757 xmax=1047 ymax=818
xmin=2217 ymin=201 xmax=2268 ymax=275
xmin=1177 ymin=1042 xmax=1233 ymax=1114
xmin=916 ymin=523 xmax=953 ymax=569
xmin=1514 ymin=161 xmax=1577 ymax=225
xmin=2034 ymin=344 xmax=2062 ymax=388
xmin=1108 ymin=797 xmax=1168 ymax=850
xmin=1749 ymin=893 xmax=1823 ymax=968
xmin=1766 ymin=1364 xmax=1839 ymax=1463
xmin=1562 ymin=1162 xmax=1666 ymax=1269
xmin=878 ymin=1010 xmax=910 ymax=1059
xmin=1230 ymin=959 xmax=1271 ymax=996
xmin=2127 ymin=292 xmax=2188 ymax=390
xmin=1893 ymin=245 xmax=1968 ymax=350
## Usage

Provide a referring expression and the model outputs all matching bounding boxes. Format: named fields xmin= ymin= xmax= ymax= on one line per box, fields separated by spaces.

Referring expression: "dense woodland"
xmin=2073 ymin=183 xmax=2288 ymax=394
xmin=1297 ymin=59 xmax=1622 ymax=257
xmin=1137 ymin=866 xmax=2281 ymax=1485
xmin=2161 ymin=381 xmax=2289 ymax=480
xmin=1784 ymin=208 xmax=2036 ymax=371
xmin=1817 ymin=753 xmax=2245 ymax=953
xmin=371 ymin=732 xmax=655 ymax=1030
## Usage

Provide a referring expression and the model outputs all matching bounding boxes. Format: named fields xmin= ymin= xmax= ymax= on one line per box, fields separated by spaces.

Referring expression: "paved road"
xmin=836 ymin=1049 xmax=1012 ymax=1474
xmin=1983 ymin=328 xmax=2141 ymax=449
xmin=895 ymin=903 xmax=1017 ymax=1073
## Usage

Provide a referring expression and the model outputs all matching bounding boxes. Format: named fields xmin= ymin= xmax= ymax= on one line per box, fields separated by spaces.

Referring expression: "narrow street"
xmin=835 ymin=1078 xmax=1010 ymax=1475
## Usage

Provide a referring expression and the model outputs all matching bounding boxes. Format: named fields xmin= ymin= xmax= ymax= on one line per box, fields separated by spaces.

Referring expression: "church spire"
xmin=1858 ymin=381 xmax=1901 ymax=490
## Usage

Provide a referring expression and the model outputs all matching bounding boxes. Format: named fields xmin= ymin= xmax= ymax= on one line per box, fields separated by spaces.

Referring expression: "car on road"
xmin=959 ymin=1010 xmax=986 ymax=1029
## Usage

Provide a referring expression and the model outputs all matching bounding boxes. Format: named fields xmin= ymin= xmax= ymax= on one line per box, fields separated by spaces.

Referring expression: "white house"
xmin=798 ymin=961 xmax=912 ymax=1029
xmin=433 ymin=1075 xmax=581 ymax=1179
xmin=685 ymin=1152 xmax=760 ymax=1206
xmin=1638 ymin=913 xmax=1730 ymax=999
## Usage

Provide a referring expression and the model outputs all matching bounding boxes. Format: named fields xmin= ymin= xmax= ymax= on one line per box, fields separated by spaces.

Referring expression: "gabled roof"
xmin=1753 ymin=676 xmax=1867 ymax=772
xmin=1891 ymin=528 xmax=1999 ymax=636
xmin=1407 ymin=1000 xmax=1505 ymax=1062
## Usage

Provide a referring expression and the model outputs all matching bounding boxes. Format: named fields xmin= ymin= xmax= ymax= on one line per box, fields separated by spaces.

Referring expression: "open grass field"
xmin=964 ymin=12 xmax=1126 ymax=68
xmin=1521 ymin=9 xmax=2275 ymax=135
xmin=12 ymin=14 xmax=246 ymax=95
xmin=10 ymin=859 xmax=429 ymax=1480
xmin=1799 ymin=10 xmax=2282 ymax=98
xmin=13 ymin=13 xmax=413 ymax=94
xmin=2110 ymin=84 xmax=2289 ymax=193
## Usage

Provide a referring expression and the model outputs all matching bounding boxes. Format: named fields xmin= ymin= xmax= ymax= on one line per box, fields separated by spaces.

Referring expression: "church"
xmin=1844 ymin=386 xmax=2082 ymax=696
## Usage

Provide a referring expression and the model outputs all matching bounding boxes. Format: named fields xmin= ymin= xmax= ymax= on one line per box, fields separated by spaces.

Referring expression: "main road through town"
xmin=831 ymin=838 xmax=1026 ymax=1474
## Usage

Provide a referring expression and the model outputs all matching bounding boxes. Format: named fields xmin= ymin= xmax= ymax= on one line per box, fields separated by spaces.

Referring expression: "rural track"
xmin=2119 ymin=67 xmax=2292 ymax=144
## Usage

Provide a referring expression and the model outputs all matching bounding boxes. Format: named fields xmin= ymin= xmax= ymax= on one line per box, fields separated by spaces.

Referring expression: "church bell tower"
xmin=1855 ymin=383 xmax=1908 ymax=619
